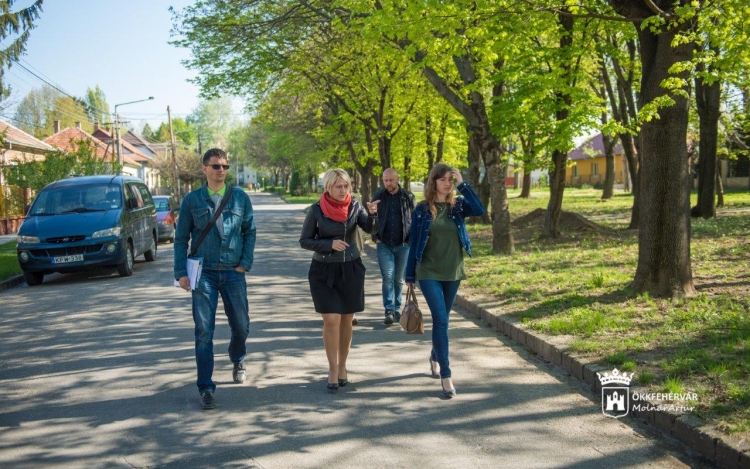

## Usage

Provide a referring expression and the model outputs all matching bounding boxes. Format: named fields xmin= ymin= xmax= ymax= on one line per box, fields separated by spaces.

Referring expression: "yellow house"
xmin=566 ymin=134 xmax=631 ymax=189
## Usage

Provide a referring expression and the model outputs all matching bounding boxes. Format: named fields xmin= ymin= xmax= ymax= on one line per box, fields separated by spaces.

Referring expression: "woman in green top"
xmin=404 ymin=163 xmax=486 ymax=398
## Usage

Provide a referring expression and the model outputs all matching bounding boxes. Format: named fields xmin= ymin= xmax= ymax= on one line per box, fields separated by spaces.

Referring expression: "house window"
xmin=572 ymin=165 xmax=579 ymax=178
xmin=592 ymin=162 xmax=599 ymax=176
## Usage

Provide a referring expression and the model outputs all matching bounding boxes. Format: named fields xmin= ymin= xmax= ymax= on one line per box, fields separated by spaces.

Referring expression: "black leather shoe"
xmin=233 ymin=361 xmax=246 ymax=384
xmin=327 ymin=382 xmax=339 ymax=393
xmin=384 ymin=312 xmax=395 ymax=325
xmin=199 ymin=391 xmax=216 ymax=410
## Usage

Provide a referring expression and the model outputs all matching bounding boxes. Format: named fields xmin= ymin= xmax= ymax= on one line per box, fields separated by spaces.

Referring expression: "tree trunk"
xmin=521 ymin=172 xmax=531 ymax=198
xmin=621 ymin=132 xmax=641 ymax=229
xmin=467 ymin=131 xmax=491 ymax=224
xmin=544 ymin=148 xmax=567 ymax=238
xmin=378 ymin=134 xmax=392 ymax=171
xmin=543 ymin=11 xmax=574 ymax=239
xmin=715 ymin=158 xmax=724 ymax=207
xmin=425 ymin=116 xmax=435 ymax=170
xmin=436 ymin=112 xmax=448 ymax=163
xmin=601 ymin=133 xmax=616 ymax=200
xmin=629 ymin=18 xmax=695 ymax=298
xmin=692 ymin=66 xmax=721 ymax=219
xmin=485 ymin=145 xmax=514 ymax=255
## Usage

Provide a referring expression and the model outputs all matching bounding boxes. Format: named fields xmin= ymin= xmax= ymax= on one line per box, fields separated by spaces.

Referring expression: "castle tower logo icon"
xmin=597 ymin=368 xmax=633 ymax=419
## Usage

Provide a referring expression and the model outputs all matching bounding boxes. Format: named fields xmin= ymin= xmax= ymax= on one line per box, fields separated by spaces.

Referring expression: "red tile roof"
xmin=91 ymin=127 xmax=149 ymax=162
xmin=44 ymin=127 xmax=113 ymax=160
xmin=0 ymin=119 xmax=55 ymax=152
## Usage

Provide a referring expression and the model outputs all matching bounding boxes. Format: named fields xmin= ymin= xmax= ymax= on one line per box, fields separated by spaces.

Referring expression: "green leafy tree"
xmin=83 ymin=85 xmax=110 ymax=126
xmin=187 ymin=96 xmax=239 ymax=150
xmin=3 ymin=138 xmax=118 ymax=192
xmin=14 ymin=85 xmax=92 ymax=138
xmin=0 ymin=0 xmax=44 ymax=100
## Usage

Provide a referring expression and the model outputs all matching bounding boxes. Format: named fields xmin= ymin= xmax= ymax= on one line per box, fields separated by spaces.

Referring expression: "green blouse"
xmin=416 ymin=203 xmax=465 ymax=282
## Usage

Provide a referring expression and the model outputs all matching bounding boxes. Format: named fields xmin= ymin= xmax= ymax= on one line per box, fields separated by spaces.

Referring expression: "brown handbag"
xmin=399 ymin=284 xmax=425 ymax=334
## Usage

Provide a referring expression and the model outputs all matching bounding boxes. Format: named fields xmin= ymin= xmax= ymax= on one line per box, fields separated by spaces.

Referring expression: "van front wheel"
xmin=23 ymin=271 xmax=44 ymax=286
xmin=144 ymin=235 xmax=157 ymax=262
xmin=117 ymin=242 xmax=134 ymax=277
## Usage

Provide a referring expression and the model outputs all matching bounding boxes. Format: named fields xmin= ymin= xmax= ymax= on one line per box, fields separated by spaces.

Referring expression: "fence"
xmin=0 ymin=185 xmax=29 ymax=235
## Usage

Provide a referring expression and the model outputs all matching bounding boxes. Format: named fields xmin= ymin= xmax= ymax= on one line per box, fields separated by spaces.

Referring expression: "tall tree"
xmin=13 ymin=85 xmax=91 ymax=138
xmin=83 ymin=85 xmax=110 ymax=126
xmin=608 ymin=0 xmax=696 ymax=297
xmin=0 ymin=0 xmax=44 ymax=100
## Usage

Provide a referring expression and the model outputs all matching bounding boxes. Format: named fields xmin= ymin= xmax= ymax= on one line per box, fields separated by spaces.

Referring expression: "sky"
xmin=3 ymin=0 xmax=243 ymax=132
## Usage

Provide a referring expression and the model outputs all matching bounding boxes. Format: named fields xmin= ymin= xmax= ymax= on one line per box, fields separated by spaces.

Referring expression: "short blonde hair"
xmin=322 ymin=168 xmax=351 ymax=194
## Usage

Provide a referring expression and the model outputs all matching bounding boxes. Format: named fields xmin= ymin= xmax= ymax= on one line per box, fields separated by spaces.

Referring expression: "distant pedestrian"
xmin=404 ymin=163 xmax=485 ymax=398
xmin=370 ymin=168 xmax=415 ymax=325
xmin=299 ymin=168 xmax=378 ymax=392
xmin=174 ymin=148 xmax=257 ymax=410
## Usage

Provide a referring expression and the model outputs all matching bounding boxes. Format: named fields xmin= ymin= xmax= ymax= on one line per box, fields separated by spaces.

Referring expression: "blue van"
xmin=16 ymin=175 xmax=158 ymax=286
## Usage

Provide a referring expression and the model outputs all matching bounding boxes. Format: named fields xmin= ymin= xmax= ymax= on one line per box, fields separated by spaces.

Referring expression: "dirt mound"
xmin=511 ymin=208 xmax=617 ymax=236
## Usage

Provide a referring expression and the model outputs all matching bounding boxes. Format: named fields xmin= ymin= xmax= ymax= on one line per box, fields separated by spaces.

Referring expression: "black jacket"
xmin=370 ymin=185 xmax=415 ymax=244
xmin=299 ymin=198 xmax=374 ymax=263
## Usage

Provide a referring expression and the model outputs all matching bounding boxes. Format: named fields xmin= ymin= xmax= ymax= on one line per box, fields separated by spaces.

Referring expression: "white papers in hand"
xmin=174 ymin=257 xmax=203 ymax=290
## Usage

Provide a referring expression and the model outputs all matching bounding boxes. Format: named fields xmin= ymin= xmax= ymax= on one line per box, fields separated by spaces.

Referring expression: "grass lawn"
xmin=0 ymin=241 xmax=21 ymax=282
xmin=463 ymin=187 xmax=750 ymax=437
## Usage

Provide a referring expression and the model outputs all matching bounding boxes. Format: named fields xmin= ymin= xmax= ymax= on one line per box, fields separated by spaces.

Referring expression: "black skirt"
xmin=308 ymin=257 xmax=366 ymax=314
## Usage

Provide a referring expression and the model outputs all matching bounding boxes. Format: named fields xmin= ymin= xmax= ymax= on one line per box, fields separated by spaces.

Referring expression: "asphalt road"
xmin=0 ymin=192 xmax=711 ymax=468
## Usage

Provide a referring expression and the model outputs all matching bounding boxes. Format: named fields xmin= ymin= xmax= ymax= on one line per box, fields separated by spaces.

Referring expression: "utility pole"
xmin=168 ymin=106 xmax=180 ymax=203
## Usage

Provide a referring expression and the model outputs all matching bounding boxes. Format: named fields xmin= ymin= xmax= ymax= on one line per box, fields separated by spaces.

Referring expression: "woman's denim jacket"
xmin=174 ymin=184 xmax=256 ymax=280
xmin=404 ymin=182 xmax=485 ymax=283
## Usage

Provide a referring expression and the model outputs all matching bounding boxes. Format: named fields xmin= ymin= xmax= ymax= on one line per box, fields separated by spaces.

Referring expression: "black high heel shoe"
xmin=327 ymin=382 xmax=339 ymax=392
xmin=338 ymin=371 xmax=348 ymax=387
xmin=429 ymin=358 xmax=440 ymax=379
xmin=441 ymin=378 xmax=456 ymax=398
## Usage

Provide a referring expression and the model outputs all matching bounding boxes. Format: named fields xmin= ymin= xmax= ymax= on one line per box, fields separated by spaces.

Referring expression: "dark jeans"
xmin=192 ymin=269 xmax=249 ymax=393
xmin=418 ymin=279 xmax=461 ymax=379
xmin=376 ymin=243 xmax=410 ymax=314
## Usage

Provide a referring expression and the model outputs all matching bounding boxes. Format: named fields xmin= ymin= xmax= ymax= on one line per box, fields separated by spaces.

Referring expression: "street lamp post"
xmin=114 ymin=96 xmax=154 ymax=174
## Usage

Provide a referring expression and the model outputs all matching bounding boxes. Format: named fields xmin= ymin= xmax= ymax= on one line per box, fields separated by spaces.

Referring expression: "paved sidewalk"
xmin=0 ymin=192 xmax=711 ymax=468
xmin=0 ymin=234 xmax=15 ymax=245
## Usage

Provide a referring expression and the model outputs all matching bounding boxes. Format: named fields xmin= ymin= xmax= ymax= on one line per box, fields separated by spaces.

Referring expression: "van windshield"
xmin=29 ymin=184 xmax=121 ymax=216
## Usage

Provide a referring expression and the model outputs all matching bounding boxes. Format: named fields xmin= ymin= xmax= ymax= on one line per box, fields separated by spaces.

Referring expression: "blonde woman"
xmin=300 ymin=169 xmax=379 ymax=392
xmin=404 ymin=163 xmax=485 ymax=398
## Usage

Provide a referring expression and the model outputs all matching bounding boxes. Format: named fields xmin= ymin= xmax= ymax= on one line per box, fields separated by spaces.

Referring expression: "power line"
xmin=0 ymin=50 xmax=110 ymax=118
xmin=0 ymin=113 xmax=47 ymax=130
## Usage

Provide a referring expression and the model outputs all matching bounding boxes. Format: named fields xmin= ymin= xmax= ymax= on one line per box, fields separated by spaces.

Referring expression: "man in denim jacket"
xmin=174 ymin=148 xmax=256 ymax=410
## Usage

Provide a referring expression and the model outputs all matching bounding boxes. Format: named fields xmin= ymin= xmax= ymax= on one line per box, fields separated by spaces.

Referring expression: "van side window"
xmin=127 ymin=184 xmax=144 ymax=209
xmin=137 ymin=184 xmax=154 ymax=207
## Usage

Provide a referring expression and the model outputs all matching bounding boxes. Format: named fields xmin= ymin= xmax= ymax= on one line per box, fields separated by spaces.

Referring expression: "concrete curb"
xmin=451 ymin=293 xmax=750 ymax=469
xmin=361 ymin=241 xmax=749 ymax=468
xmin=0 ymin=273 xmax=24 ymax=292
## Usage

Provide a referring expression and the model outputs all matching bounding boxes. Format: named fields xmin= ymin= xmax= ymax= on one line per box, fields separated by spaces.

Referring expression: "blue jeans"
xmin=376 ymin=243 xmax=410 ymax=314
xmin=418 ymin=279 xmax=461 ymax=379
xmin=192 ymin=269 xmax=249 ymax=393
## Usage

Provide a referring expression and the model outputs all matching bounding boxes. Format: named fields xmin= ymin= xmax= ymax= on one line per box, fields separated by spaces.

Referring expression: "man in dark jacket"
xmin=371 ymin=168 xmax=416 ymax=325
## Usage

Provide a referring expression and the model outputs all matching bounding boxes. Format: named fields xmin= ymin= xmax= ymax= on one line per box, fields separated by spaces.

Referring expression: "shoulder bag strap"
xmin=189 ymin=185 xmax=233 ymax=257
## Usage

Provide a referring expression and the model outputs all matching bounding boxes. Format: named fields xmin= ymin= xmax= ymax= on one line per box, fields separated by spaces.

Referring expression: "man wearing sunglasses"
xmin=174 ymin=148 xmax=257 ymax=410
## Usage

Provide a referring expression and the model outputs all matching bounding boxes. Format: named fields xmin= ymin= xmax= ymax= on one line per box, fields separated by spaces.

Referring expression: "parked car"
xmin=16 ymin=175 xmax=158 ymax=286
xmin=409 ymin=181 xmax=424 ymax=192
xmin=153 ymin=195 xmax=179 ymax=243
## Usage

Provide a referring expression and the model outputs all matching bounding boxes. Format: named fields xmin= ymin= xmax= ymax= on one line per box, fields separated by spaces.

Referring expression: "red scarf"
xmin=320 ymin=192 xmax=351 ymax=222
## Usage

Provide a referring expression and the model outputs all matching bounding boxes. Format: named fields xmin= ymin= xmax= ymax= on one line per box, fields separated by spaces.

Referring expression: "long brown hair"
xmin=423 ymin=163 xmax=456 ymax=219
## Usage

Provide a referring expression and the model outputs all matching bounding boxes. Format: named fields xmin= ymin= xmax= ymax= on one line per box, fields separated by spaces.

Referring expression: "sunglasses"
xmin=205 ymin=164 xmax=230 ymax=171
